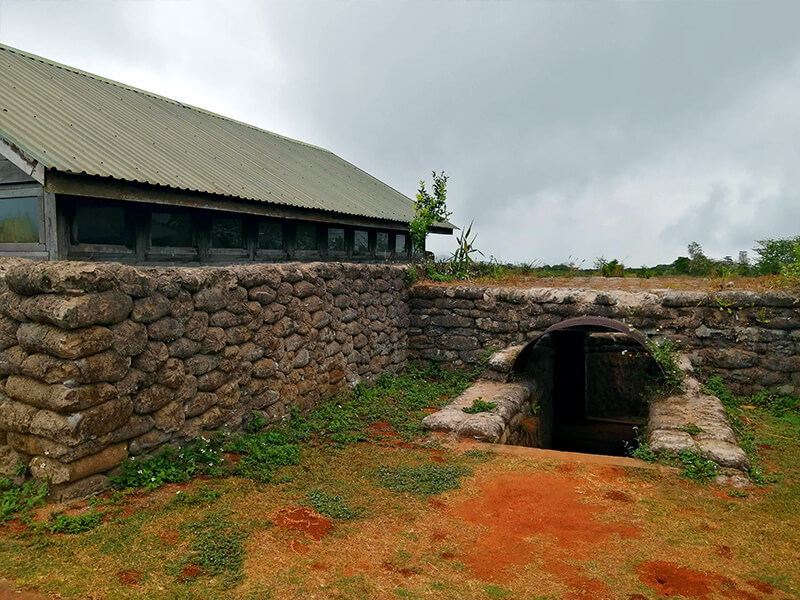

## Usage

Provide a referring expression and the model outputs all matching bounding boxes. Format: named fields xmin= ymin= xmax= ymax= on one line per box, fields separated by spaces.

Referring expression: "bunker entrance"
xmin=514 ymin=318 xmax=663 ymax=457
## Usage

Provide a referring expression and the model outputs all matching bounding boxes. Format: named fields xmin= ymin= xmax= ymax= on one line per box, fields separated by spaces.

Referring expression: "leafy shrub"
xmin=46 ymin=512 xmax=102 ymax=534
xmin=753 ymin=237 xmax=800 ymax=275
xmin=111 ymin=439 xmax=224 ymax=490
xmin=646 ymin=339 xmax=684 ymax=394
xmin=243 ymin=411 xmax=267 ymax=433
xmin=372 ymin=464 xmax=472 ymax=495
xmin=462 ymin=398 xmax=497 ymax=414
xmin=303 ymin=489 xmax=365 ymax=520
xmin=674 ymin=450 xmax=719 ymax=483
xmin=0 ymin=479 xmax=48 ymax=523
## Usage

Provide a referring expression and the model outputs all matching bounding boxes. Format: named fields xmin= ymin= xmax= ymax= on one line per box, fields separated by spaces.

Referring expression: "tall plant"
xmin=449 ymin=221 xmax=483 ymax=279
xmin=410 ymin=171 xmax=451 ymax=255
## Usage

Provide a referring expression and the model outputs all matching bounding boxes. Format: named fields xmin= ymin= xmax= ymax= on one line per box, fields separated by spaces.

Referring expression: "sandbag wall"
xmin=0 ymin=260 xmax=409 ymax=499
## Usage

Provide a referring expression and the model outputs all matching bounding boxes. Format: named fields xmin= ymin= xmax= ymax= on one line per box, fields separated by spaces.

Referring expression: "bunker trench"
xmin=513 ymin=324 xmax=663 ymax=457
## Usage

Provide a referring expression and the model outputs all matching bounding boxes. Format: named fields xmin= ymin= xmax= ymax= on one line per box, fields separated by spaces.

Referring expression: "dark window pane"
xmin=353 ymin=230 xmax=369 ymax=256
xmin=376 ymin=232 xmax=388 ymax=253
xmin=151 ymin=211 xmax=192 ymax=247
xmin=0 ymin=196 xmax=39 ymax=243
xmin=328 ymin=228 xmax=345 ymax=253
xmin=395 ymin=233 xmax=407 ymax=254
xmin=296 ymin=224 xmax=317 ymax=251
xmin=258 ymin=221 xmax=283 ymax=250
xmin=211 ymin=216 xmax=243 ymax=248
xmin=75 ymin=205 xmax=127 ymax=245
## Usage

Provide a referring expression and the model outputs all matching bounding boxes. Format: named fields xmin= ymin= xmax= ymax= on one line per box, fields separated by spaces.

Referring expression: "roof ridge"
xmin=0 ymin=42 xmax=330 ymax=154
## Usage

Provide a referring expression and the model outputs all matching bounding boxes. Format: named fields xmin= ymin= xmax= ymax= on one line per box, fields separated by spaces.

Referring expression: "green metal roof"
xmin=0 ymin=43 xmax=426 ymax=225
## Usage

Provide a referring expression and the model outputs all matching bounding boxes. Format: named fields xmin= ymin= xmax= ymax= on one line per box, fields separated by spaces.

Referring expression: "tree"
xmin=409 ymin=171 xmax=451 ymax=255
xmin=753 ymin=237 xmax=800 ymax=275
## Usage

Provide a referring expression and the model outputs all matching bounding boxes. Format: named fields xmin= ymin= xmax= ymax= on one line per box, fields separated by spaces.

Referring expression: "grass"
xmin=302 ymin=489 xmax=365 ymax=521
xmin=372 ymin=464 xmax=473 ymax=495
xmin=0 ymin=479 xmax=48 ymax=523
xmin=0 ymin=368 xmax=797 ymax=599
xmin=45 ymin=511 xmax=103 ymax=534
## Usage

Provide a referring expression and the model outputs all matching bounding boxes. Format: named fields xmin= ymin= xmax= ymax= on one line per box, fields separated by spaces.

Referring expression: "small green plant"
xmin=674 ymin=450 xmax=719 ymax=483
xmin=404 ymin=265 xmax=420 ymax=285
xmin=462 ymin=448 xmax=496 ymax=462
xmin=372 ymin=464 xmax=472 ymax=495
xmin=45 ymin=511 xmax=103 ymax=534
xmin=462 ymin=398 xmax=497 ymax=414
xmin=624 ymin=427 xmax=657 ymax=463
xmin=646 ymin=338 xmax=684 ymax=394
xmin=679 ymin=423 xmax=703 ymax=436
xmin=226 ymin=433 xmax=301 ymax=483
xmin=484 ymin=584 xmax=514 ymax=599
xmin=169 ymin=487 xmax=223 ymax=507
xmin=111 ymin=439 xmax=224 ymax=490
xmin=303 ymin=489 xmax=365 ymax=520
xmin=729 ymin=489 xmax=748 ymax=498
xmin=182 ymin=511 xmax=248 ymax=586
xmin=0 ymin=479 xmax=49 ymax=523
xmin=243 ymin=411 xmax=267 ymax=433
xmin=423 ymin=262 xmax=454 ymax=282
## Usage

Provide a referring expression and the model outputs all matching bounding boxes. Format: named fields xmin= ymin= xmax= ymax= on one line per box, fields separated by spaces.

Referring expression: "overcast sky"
xmin=1 ymin=0 xmax=799 ymax=266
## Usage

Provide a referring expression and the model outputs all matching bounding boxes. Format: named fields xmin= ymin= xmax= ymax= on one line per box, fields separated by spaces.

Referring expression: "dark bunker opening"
xmin=513 ymin=317 xmax=663 ymax=457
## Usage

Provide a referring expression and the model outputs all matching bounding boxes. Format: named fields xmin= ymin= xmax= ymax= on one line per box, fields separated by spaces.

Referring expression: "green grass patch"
xmin=287 ymin=364 xmax=477 ymax=445
xmin=303 ymin=489 xmax=365 ymax=520
xmin=462 ymin=398 xmax=497 ymax=414
xmin=45 ymin=511 xmax=103 ymax=534
xmin=372 ymin=464 xmax=472 ymax=495
xmin=181 ymin=511 xmax=248 ymax=586
xmin=169 ymin=488 xmax=223 ymax=507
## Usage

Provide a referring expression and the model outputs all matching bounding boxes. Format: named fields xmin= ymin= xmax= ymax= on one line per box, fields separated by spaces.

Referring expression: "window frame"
xmin=254 ymin=219 xmax=288 ymax=261
xmin=208 ymin=213 xmax=249 ymax=260
xmin=145 ymin=206 xmax=199 ymax=260
xmin=0 ymin=184 xmax=46 ymax=252
xmin=292 ymin=222 xmax=320 ymax=260
xmin=66 ymin=197 xmax=135 ymax=258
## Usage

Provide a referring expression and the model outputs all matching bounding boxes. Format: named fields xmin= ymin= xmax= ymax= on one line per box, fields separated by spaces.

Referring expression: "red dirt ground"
xmin=177 ymin=564 xmax=206 ymax=582
xmin=448 ymin=471 xmax=640 ymax=591
xmin=115 ymin=570 xmax=142 ymax=585
xmin=637 ymin=561 xmax=777 ymax=600
xmin=273 ymin=507 xmax=332 ymax=540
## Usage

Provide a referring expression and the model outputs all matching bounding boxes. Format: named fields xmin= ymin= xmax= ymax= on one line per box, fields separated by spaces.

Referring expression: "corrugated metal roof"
xmin=0 ymin=43 xmax=421 ymax=224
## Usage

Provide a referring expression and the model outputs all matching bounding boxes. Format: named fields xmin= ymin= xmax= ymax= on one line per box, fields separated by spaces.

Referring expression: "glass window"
xmin=353 ymin=230 xmax=369 ymax=256
xmin=74 ymin=205 xmax=127 ymax=246
xmin=258 ymin=221 xmax=283 ymax=250
xmin=296 ymin=224 xmax=317 ymax=251
xmin=395 ymin=233 xmax=407 ymax=254
xmin=376 ymin=232 xmax=388 ymax=254
xmin=151 ymin=211 xmax=192 ymax=247
xmin=328 ymin=228 xmax=345 ymax=253
xmin=211 ymin=216 xmax=243 ymax=248
xmin=0 ymin=196 xmax=39 ymax=243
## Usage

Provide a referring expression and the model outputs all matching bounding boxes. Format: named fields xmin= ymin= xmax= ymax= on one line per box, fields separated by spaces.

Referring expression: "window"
xmin=395 ymin=233 xmax=407 ymax=254
xmin=295 ymin=224 xmax=317 ymax=251
xmin=0 ymin=196 xmax=39 ymax=243
xmin=258 ymin=221 xmax=283 ymax=250
xmin=74 ymin=205 xmax=128 ymax=246
xmin=211 ymin=216 xmax=244 ymax=248
xmin=376 ymin=232 xmax=388 ymax=254
xmin=328 ymin=228 xmax=345 ymax=253
xmin=353 ymin=230 xmax=369 ymax=256
xmin=151 ymin=210 xmax=192 ymax=247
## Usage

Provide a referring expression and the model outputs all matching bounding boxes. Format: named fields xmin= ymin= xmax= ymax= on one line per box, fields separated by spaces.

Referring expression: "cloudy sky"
xmin=1 ymin=0 xmax=799 ymax=266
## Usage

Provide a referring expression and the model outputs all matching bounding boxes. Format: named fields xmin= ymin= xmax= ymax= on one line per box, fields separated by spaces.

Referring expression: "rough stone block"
xmin=7 ymin=431 xmax=113 ymax=463
xmin=6 ymin=375 xmax=118 ymax=413
xmin=20 ymin=290 xmax=132 ymax=329
xmin=110 ymin=320 xmax=149 ymax=356
xmin=153 ymin=401 xmax=185 ymax=433
xmin=130 ymin=293 xmax=170 ymax=323
xmin=48 ymin=474 xmax=110 ymax=502
xmin=133 ymin=384 xmax=175 ymax=414
xmin=30 ymin=443 xmax=127 ymax=485
xmin=29 ymin=395 xmax=133 ymax=446
xmin=17 ymin=322 xmax=114 ymax=359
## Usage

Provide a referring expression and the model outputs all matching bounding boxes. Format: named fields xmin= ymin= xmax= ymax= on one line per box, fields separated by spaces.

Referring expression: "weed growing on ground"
xmin=461 ymin=449 xmax=496 ymax=462
xmin=0 ymin=478 xmax=48 ymax=523
xmin=303 ymin=489 xmax=365 ymax=520
xmin=111 ymin=438 xmax=225 ymax=490
xmin=461 ymin=398 xmax=497 ymax=414
xmin=372 ymin=464 xmax=472 ymax=495
xmin=288 ymin=363 xmax=477 ymax=444
xmin=623 ymin=426 xmax=657 ymax=463
xmin=169 ymin=488 xmax=223 ymax=507
xmin=243 ymin=411 xmax=268 ymax=433
xmin=672 ymin=450 xmax=719 ymax=483
xmin=45 ymin=512 xmax=103 ymax=534
xmin=225 ymin=432 xmax=301 ymax=483
xmin=484 ymin=584 xmax=514 ymax=599
xmin=182 ymin=511 xmax=248 ymax=586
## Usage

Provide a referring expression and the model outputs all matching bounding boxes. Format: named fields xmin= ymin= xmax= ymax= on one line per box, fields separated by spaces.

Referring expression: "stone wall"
xmin=408 ymin=284 xmax=800 ymax=396
xmin=0 ymin=260 xmax=409 ymax=498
